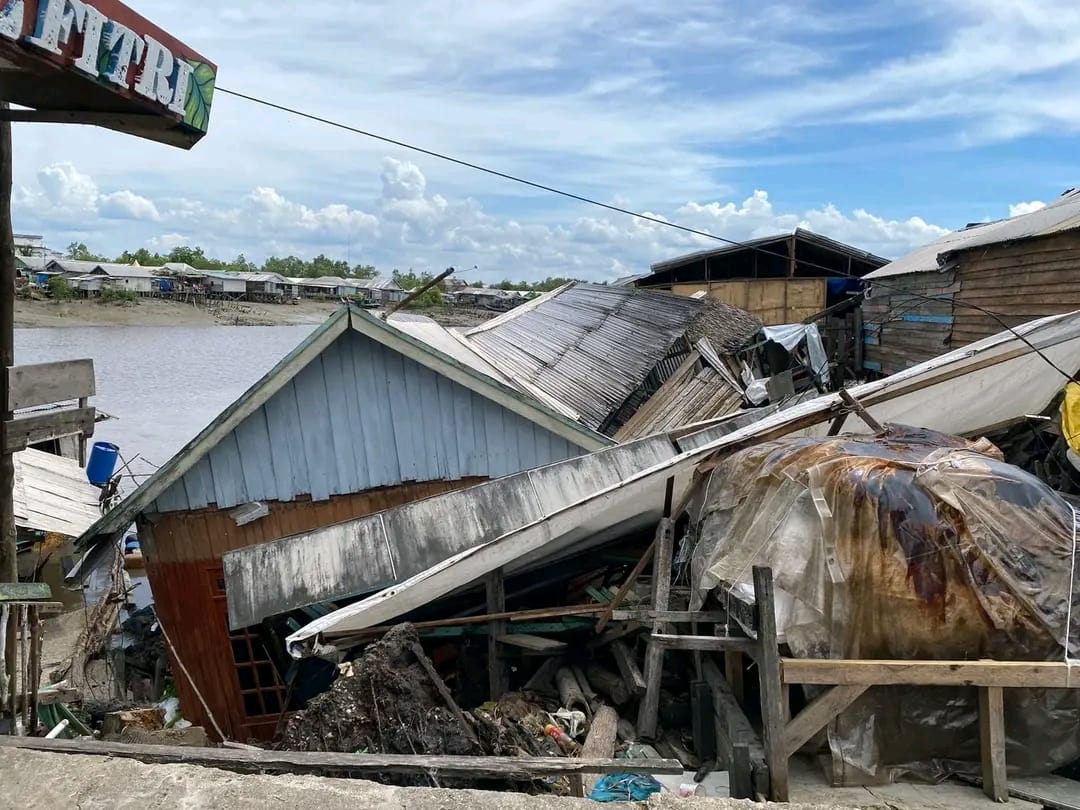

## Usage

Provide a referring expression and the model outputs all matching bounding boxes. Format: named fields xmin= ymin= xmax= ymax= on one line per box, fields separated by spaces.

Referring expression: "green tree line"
xmin=66 ymin=243 xmax=588 ymax=292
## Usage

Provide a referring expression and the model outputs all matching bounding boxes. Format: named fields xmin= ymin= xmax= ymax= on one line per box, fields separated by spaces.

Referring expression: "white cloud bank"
xmin=16 ymin=158 xmax=955 ymax=282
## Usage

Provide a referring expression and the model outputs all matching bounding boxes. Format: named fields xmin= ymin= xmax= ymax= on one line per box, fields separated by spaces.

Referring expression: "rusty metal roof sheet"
xmin=464 ymin=283 xmax=705 ymax=431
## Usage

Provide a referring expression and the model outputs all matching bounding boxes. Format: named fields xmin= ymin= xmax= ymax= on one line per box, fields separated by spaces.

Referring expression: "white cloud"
xmin=13 ymin=159 xmax=952 ymax=281
xmin=17 ymin=163 xmax=160 ymax=223
xmin=1009 ymin=200 xmax=1047 ymax=217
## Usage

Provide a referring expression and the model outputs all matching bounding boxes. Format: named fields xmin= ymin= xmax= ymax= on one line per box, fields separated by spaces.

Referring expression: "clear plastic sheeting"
xmin=690 ymin=425 xmax=1080 ymax=782
xmin=761 ymin=323 xmax=830 ymax=388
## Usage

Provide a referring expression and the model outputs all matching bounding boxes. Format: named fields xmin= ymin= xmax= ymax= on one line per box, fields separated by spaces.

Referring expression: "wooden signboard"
xmin=0 ymin=0 xmax=216 ymax=148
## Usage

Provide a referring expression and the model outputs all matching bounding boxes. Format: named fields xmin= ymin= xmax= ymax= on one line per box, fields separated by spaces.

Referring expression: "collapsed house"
xmin=217 ymin=311 xmax=1080 ymax=800
xmin=863 ymin=187 xmax=1080 ymax=375
xmin=71 ymin=306 xmax=609 ymax=740
xmin=459 ymin=281 xmax=762 ymax=436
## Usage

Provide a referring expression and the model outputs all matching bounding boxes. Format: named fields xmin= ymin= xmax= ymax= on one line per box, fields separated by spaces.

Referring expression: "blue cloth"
xmin=588 ymin=774 xmax=663 ymax=802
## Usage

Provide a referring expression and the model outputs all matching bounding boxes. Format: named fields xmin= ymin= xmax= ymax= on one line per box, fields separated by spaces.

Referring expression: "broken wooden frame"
xmin=0 ymin=583 xmax=63 ymax=736
xmin=4 ymin=360 xmax=96 ymax=461
xmin=780 ymin=657 xmax=1080 ymax=803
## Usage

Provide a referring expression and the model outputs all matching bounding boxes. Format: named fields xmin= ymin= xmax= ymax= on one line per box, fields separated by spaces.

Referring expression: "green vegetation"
xmin=46 ymin=275 xmax=76 ymax=300
xmin=99 ymin=287 xmax=139 ymax=304
xmin=66 ymin=242 xmax=108 ymax=262
xmin=393 ymin=270 xmax=444 ymax=308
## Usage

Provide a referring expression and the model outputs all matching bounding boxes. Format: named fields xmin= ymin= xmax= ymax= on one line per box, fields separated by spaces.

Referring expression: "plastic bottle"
xmin=544 ymin=723 xmax=580 ymax=754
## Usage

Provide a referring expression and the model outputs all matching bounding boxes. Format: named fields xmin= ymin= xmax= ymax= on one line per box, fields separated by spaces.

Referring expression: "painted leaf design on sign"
xmin=183 ymin=60 xmax=216 ymax=132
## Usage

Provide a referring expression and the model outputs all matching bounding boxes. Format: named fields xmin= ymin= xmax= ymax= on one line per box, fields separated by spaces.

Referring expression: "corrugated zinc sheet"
xmin=464 ymin=283 xmax=703 ymax=433
xmin=13 ymin=448 xmax=102 ymax=538
xmin=867 ymin=189 xmax=1080 ymax=279
xmin=615 ymin=353 xmax=745 ymax=441
xmin=150 ymin=329 xmax=587 ymax=514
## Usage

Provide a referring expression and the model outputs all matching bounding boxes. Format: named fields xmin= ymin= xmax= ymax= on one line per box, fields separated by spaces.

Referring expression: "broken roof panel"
xmin=867 ymin=188 xmax=1080 ymax=279
xmin=464 ymin=283 xmax=705 ymax=432
xmin=283 ymin=310 xmax=1080 ymax=650
xmin=14 ymin=448 xmax=102 ymax=538
xmin=614 ymin=352 xmax=744 ymax=442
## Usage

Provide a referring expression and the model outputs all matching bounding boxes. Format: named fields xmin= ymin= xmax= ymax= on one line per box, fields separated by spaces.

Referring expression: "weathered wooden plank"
xmin=7 ymin=360 xmax=94 ymax=410
xmin=570 ymin=705 xmax=619 ymax=797
xmin=782 ymin=659 xmax=1080 ymax=688
xmin=0 ymin=736 xmax=683 ymax=778
xmin=495 ymin=633 xmax=567 ymax=653
xmin=2 ymin=406 xmax=96 ymax=453
xmin=701 ymin=657 xmax=767 ymax=800
xmin=0 ymin=583 xmax=51 ymax=602
xmin=1002 ymin=775 xmax=1080 ymax=810
xmin=650 ymin=634 xmax=756 ymax=654
xmin=754 ymin=567 xmax=788 ymax=802
xmin=979 ymin=685 xmax=1007 ymax=802
xmin=486 ymin=569 xmax=508 ymax=700
xmin=611 ymin=640 xmax=646 ymax=696
xmin=783 ymin=684 xmax=869 ymax=756
xmin=610 ymin=609 xmax=728 ymax=622
xmin=637 ymin=515 xmax=675 ymax=739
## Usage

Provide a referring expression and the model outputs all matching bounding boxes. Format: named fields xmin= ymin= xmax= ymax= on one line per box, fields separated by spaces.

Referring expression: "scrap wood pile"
xmin=280 ymin=623 xmax=669 ymax=792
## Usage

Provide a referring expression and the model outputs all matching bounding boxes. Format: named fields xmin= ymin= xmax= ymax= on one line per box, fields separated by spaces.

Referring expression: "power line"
xmin=216 ymin=86 xmax=1078 ymax=384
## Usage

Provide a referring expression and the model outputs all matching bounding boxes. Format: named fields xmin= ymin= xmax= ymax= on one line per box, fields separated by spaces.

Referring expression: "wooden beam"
xmin=783 ymin=684 xmax=868 ymax=756
xmin=0 ymin=583 xmax=51 ymax=602
xmin=0 ymin=736 xmax=683 ymax=778
xmin=650 ymin=634 xmax=756 ymax=654
xmin=979 ymin=685 xmax=1007 ymax=802
xmin=726 ymin=651 xmax=746 ymax=704
xmin=701 ymin=657 xmax=767 ymax=800
xmin=754 ymin=566 xmax=788 ymax=802
xmin=781 ymin=658 xmax=1080 ymax=688
xmin=7 ymin=360 xmax=94 ymax=410
xmin=2 ymin=406 xmax=95 ymax=453
xmin=485 ymin=569 xmax=508 ymax=700
xmin=837 ymin=389 xmax=884 ymax=433
xmin=495 ymin=633 xmax=567 ymax=654
xmin=637 ymin=516 xmax=674 ymax=739
xmin=610 ymin=609 xmax=728 ymax=622
xmin=596 ymin=539 xmax=655 ymax=633
xmin=0 ymin=110 xmax=175 ymax=129
xmin=611 ymin=640 xmax=646 ymax=696
xmin=408 ymin=642 xmax=478 ymax=748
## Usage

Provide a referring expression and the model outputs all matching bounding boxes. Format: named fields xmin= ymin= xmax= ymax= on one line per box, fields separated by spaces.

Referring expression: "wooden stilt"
xmin=637 ymin=504 xmax=675 ymax=740
xmin=979 ymin=685 xmax=1007 ymax=802
xmin=485 ymin=569 xmax=508 ymax=700
xmin=753 ymin=566 xmax=788 ymax=802
xmin=725 ymin=651 xmax=745 ymax=704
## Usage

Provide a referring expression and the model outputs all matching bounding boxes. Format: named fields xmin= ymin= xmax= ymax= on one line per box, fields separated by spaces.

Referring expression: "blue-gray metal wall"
xmin=151 ymin=330 xmax=587 ymax=513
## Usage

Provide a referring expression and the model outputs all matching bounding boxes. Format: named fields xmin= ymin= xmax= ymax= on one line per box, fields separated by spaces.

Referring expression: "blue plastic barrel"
xmin=86 ymin=442 xmax=120 ymax=486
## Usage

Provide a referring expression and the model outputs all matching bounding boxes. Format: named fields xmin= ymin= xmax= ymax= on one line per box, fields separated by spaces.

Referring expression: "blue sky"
xmin=13 ymin=0 xmax=1078 ymax=283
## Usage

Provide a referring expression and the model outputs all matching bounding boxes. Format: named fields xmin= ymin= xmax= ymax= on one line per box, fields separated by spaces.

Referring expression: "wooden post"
xmin=979 ymin=685 xmax=1007 ymax=802
xmin=637 ymin=509 xmax=675 ymax=739
xmin=77 ymin=396 xmax=88 ymax=467
xmin=853 ymin=305 xmax=865 ymax=376
xmin=725 ymin=651 xmax=745 ymax=704
xmin=0 ymin=112 xmax=16 ymax=733
xmin=570 ymin=705 xmax=618 ymax=798
xmin=753 ymin=566 xmax=788 ymax=802
xmin=486 ymin=569 xmax=508 ymax=700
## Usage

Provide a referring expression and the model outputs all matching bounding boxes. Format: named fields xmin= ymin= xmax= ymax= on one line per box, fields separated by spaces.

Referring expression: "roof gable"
xmin=76 ymin=307 xmax=608 ymax=541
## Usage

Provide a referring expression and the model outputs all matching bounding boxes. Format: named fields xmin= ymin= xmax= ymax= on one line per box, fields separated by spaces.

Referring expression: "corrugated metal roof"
xmin=867 ymin=189 xmax=1080 ymax=279
xmin=310 ymin=276 xmax=359 ymax=287
xmin=614 ymin=352 xmax=744 ymax=441
xmin=361 ymin=276 xmax=403 ymax=290
xmin=229 ymin=271 xmax=290 ymax=283
xmin=464 ymin=283 xmax=705 ymax=431
xmin=649 ymin=228 xmax=889 ymax=275
xmin=95 ymin=263 xmax=162 ymax=278
xmin=13 ymin=448 xmax=102 ymax=538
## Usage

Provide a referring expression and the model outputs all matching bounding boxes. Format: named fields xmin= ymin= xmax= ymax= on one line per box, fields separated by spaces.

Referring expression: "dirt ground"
xmin=0 ymin=748 xmax=846 ymax=810
xmin=14 ymin=298 xmax=495 ymax=328
xmin=14 ymin=297 xmax=342 ymax=328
